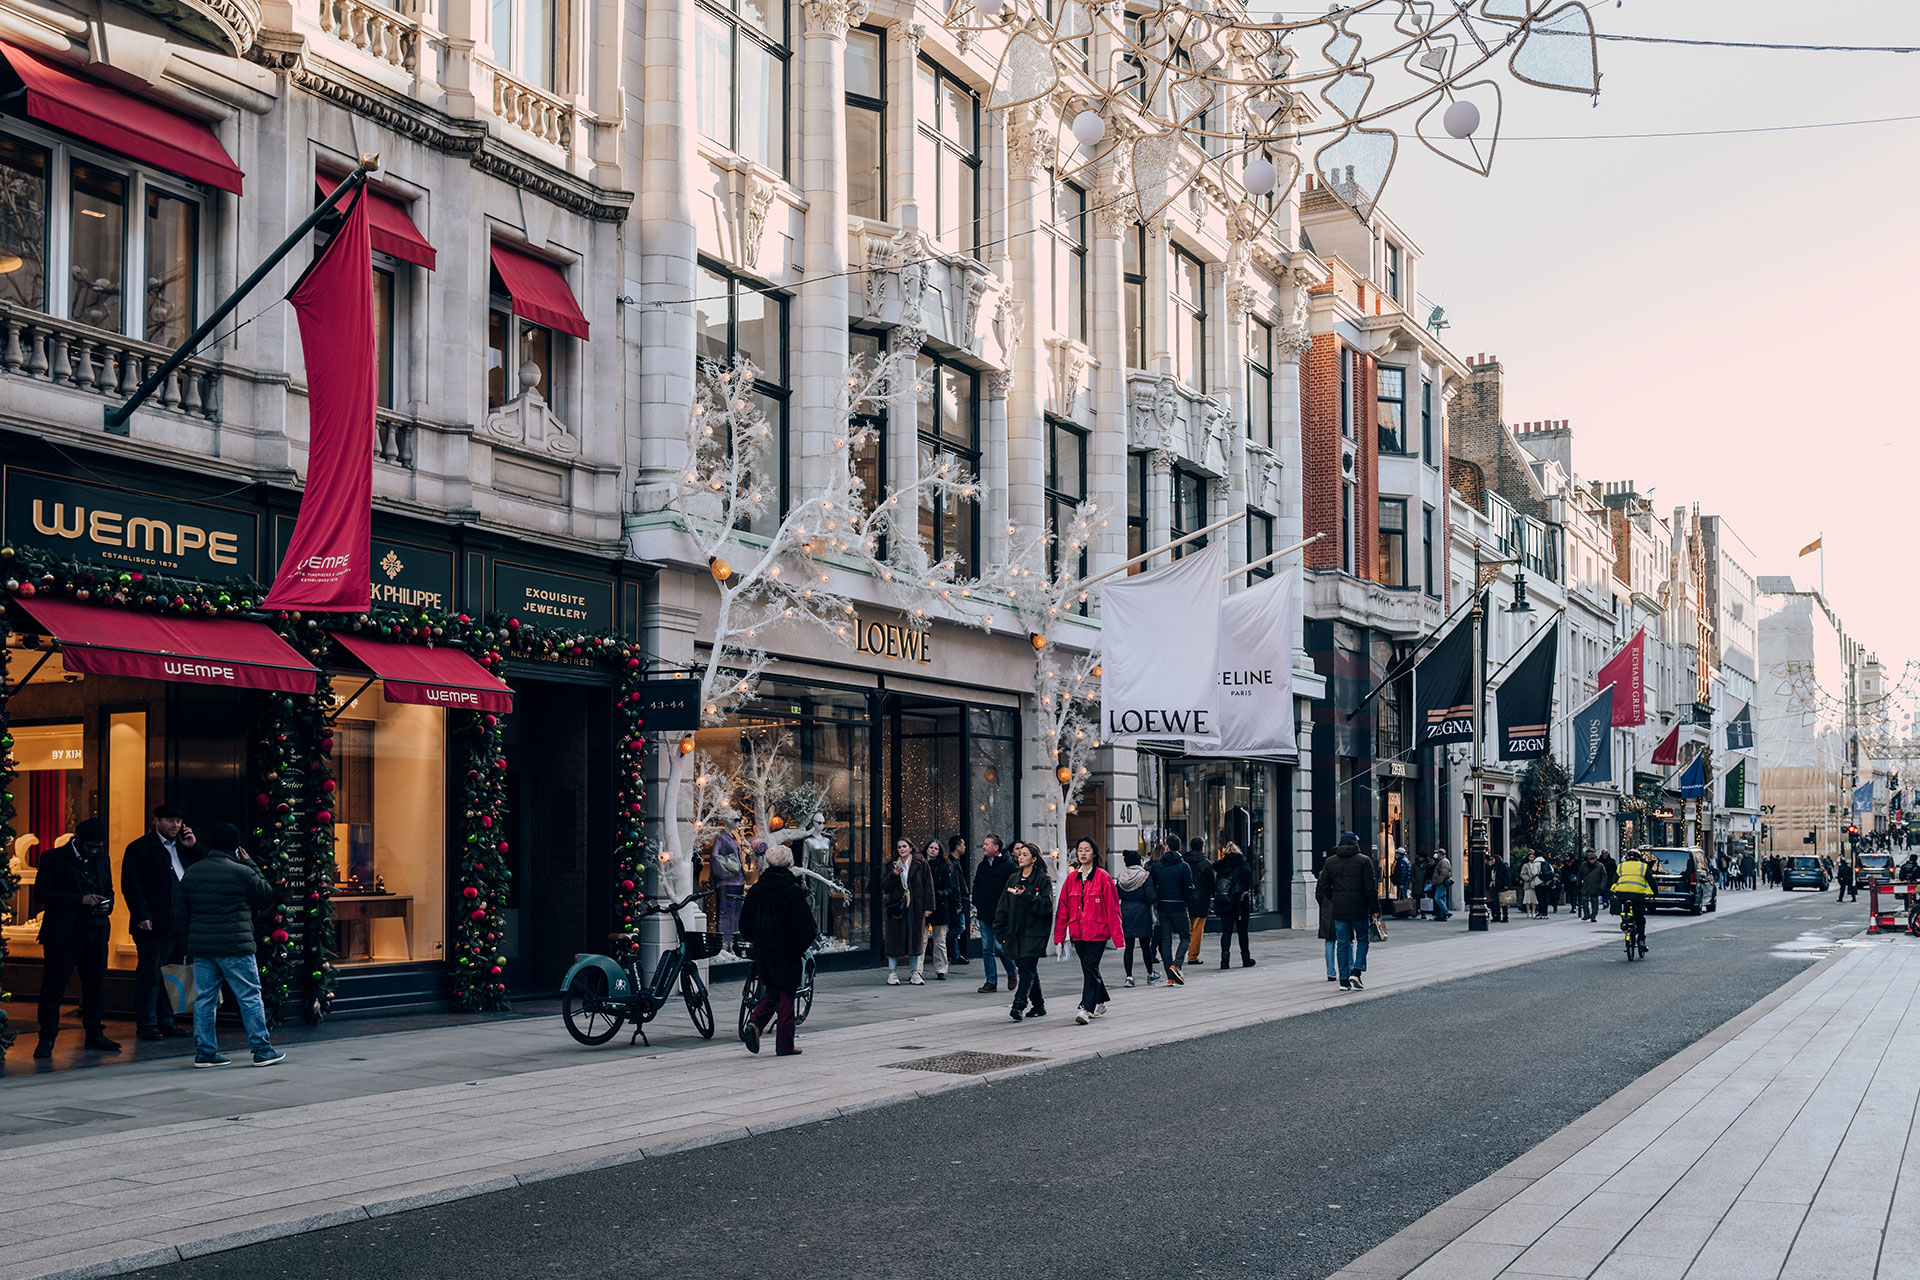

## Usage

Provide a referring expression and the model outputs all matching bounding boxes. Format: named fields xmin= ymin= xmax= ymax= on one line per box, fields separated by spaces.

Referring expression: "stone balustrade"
xmin=375 ymin=408 xmax=417 ymax=469
xmin=0 ymin=305 xmax=220 ymax=421
xmin=317 ymin=0 xmax=421 ymax=72
xmin=484 ymin=63 xmax=576 ymax=151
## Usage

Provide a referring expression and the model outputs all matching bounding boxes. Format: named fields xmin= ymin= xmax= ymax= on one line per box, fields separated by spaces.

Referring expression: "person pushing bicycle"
xmin=1612 ymin=848 xmax=1656 ymax=956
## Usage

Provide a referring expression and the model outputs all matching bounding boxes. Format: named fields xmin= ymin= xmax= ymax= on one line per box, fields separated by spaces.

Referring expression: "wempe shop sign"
xmin=4 ymin=468 xmax=258 ymax=579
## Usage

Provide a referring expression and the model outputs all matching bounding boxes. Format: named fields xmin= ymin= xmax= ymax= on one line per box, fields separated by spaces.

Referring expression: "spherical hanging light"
xmin=1070 ymin=110 xmax=1106 ymax=150
xmin=1443 ymin=99 xmax=1481 ymax=139
xmin=1056 ymin=764 xmax=1074 ymax=785
xmin=1242 ymin=158 xmax=1279 ymax=196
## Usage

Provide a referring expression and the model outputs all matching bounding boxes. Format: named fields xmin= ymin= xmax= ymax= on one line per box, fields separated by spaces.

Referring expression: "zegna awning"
xmin=316 ymin=171 xmax=436 ymax=270
xmin=0 ymin=42 xmax=244 ymax=194
xmin=333 ymin=633 xmax=514 ymax=713
xmin=489 ymin=240 xmax=589 ymax=339
xmin=15 ymin=597 xmax=317 ymax=693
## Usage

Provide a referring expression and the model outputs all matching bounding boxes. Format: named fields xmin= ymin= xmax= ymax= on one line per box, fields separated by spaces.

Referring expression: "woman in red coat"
xmin=1053 ymin=837 xmax=1124 ymax=1024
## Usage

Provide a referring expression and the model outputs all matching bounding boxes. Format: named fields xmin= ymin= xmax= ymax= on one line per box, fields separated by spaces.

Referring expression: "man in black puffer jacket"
xmin=173 ymin=824 xmax=283 ymax=1068
xmin=1316 ymin=833 xmax=1378 ymax=991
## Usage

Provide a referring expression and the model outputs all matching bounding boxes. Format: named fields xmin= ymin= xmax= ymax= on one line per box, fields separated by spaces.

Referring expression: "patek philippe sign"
xmin=275 ymin=521 xmax=454 ymax=612
xmin=853 ymin=614 xmax=933 ymax=665
xmin=494 ymin=562 xmax=613 ymax=631
xmin=4 ymin=468 xmax=258 ymax=579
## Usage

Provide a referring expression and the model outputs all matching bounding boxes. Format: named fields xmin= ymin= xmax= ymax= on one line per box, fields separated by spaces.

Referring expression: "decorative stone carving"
xmin=1129 ymin=380 xmax=1171 ymax=454
xmin=1006 ymin=109 xmax=1048 ymax=183
xmin=902 ymin=23 xmax=928 ymax=57
xmin=802 ymin=0 xmax=870 ymax=39
xmin=896 ymin=230 xmax=931 ymax=321
xmin=1047 ymin=337 xmax=1091 ymax=416
xmin=1094 ymin=185 xmax=1137 ymax=235
xmin=1246 ymin=442 xmax=1281 ymax=507
xmin=986 ymin=368 xmax=1015 ymax=400
xmin=863 ymin=232 xmax=899 ymax=309
xmin=741 ymin=175 xmax=777 ymax=270
xmin=1225 ymin=256 xmax=1261 ymax=322
xmin=1275 ymin=322 xmax=1313 ymax=361
xmin=483 ymin=363 xmax=581 ymax=459
xmin=962 ymin=268 xmax=995 ymax=348
xmin=996 ymin=295 xmax=1026 ymax=355
xmin=1201 ymin=397 xmax=1231 ymax=475
xmin=147 ymin=0 xmax=261 ymax=57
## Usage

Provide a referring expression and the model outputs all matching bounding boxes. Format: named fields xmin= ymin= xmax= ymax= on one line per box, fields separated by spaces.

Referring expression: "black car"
xmin=1643 ymin=847 xmax=1717 ymax=914
xmin=1855 ymin=854 xmax=1895 ymax=888
xmin=1781 ymin=855 xmax=1829 ymax=892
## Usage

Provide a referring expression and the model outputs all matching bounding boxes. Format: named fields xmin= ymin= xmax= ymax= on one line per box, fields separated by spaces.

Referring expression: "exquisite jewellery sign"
xmin=493 ymin=562 xmax=613 ymax=631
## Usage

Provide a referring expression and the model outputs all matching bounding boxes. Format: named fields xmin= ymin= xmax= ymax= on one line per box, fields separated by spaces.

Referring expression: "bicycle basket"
xmin=683 ymin=933 xmax=727 ymax=961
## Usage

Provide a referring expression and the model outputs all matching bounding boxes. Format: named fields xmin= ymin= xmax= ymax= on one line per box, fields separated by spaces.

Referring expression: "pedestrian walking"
xmin=1053 ymin=838 xmax=1123 ymax=1023
xmin=1490 ymin=852 xmax=1513 ymax=923
xmin=947 ymin=835 xmax=972 ymax=966
xmin=1116 ymin=850 xmax=1160 ymax=987
xmin=1428 ymin=848 xmax=1454 ymax=922
xmin=923 ymin=837 xmax=960 ymax=980
xmin=122 ymin=805 xmax=201 ymax=1041
xmin=1580 ymin=854 xmax=1607 ymax=921
xmin=33 ymin=819 xmax=120 ymax=1059
xmin=882 ymin=838 xmax=934 ymax=985
xmin=738 ymin=846 xmax=817 ymax=1057
xmin=1740 ymin=849 xmax=1757 ymax=891
xmin=971 ymin=834 xmax=1016 ymax=992
xmin=1318 ymin=886 xmax=1338 ymax=983
xmin=1836 ymin=858 xmax=1855 ymax=903
xmin=1212 ymin=842 xmax=1257 ymax=968
xmin=1183 ymin=837 xmax=1215 ymax=966
xmin=1393 ymin=849 xmax=1413 ymax=910
xmin=1560 ymin=856 xmax=1581 ymax=915
xmin=1148 ymin=835 xmax=1193 ymax=984
xmin=1317 ymin=833 xmax=1377 ymax=990
xmin=996 ymin=842 xmax=1052 ymax=1020
xmin=173 ymin=824 xmax=283 ymax=1068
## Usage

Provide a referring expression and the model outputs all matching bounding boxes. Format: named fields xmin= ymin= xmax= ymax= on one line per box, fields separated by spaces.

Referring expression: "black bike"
xmin=1621 ymin=898 xmax=1647 ymax=961
xmin=560 ymin=892 xmax=719 ymax=1046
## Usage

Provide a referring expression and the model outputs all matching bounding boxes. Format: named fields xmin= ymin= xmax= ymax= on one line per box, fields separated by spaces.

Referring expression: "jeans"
xmin=1217 ymin=902 xmax=1252 ymax=963
xmin=1580 ymin=893 xmax=1600 ymax=920
xmin=131 ymin=927 xmax=179 ymax=1031
xmin=1333 ymin=918 xmax=1370 ymax=981
xmin=193 ymin=954 xmax=274 ymax=1056
xmin=1012 ymin=956 xmax=1044 ymax=1012
xmin=1431 ymin=884 xmax=1453 ymax=921
xmin=37 ymin=926 xmax=109 ymax=1038
xmin=976 ymin=920 xmax=1013 ymax=985
xmin=1323 ymin=938 xmax=1337 ymax=979
xmin=1072 ymin=940 xmax=1110 ymax=1012
xmin=1156 ymin=907 xmax=1190 ymax=973
xmin=749 ymin=987 xmax=797 ymax=1053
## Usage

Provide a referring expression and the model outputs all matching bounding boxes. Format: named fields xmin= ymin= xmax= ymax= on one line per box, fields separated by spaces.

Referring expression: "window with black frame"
xmin=848 ymin=328 xmax=887 ymax=507
xmin=1044 ymin=176 xmax=1087 ymax=341
xmin=846 ymin=27 xmax=885 ymax=220
xmin=1384 ymin=240 xmax=1401 ymax=303
xmin=916 ymin=350 xmax=978 ymax=574
xmin=1421 ymin=377 xmax=1434 ymax=463
xmin=916 ymin=59 xmax=979 ymax=256
xmin=1247 ymin=509 xmax=1275 ymax=580
xmin=1123 ymin=223 xmax=1146 ymax=368
xmin=1247 ymin=316 xmax=1273 ymax=446
xmin=1340 ymin=481 xmax=1353 ymax=572
xmin=1378 ymin=497 xmax=1407 ymax=587
xmin=1171 ymin=466 xmax=1208 ymax=559
xmin=1170 ymin=243 xmax=1206 ymax=391
xmin=1378 ymin=365 xmax=1406 ymax=454
xmin=487 ymin=290 xmax=553 ymax=408
xmin=695 ymin=0 xmax=789 ymax=175
xmin=695 ymin=261 xmax=789 ymax=536
xmin=1046 ymin=418 xmax=1088 ymax=589
xmin=1423 ymin=504 xmax=1439 ymax=597
xmin=1338 ymin=346 xmax=1353 ymax=439
xmin=1126 ymin=451 xmax=1148 ymax=575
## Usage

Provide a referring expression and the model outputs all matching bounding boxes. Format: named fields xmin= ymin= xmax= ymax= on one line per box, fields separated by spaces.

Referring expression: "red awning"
xmin=0 ymin=42 xmax=244 ymax=194
xmin=333 ymin=633 xmax=514 ymax=714
xmin=16 ymin=597 xmax=317 ymax=693
xmin=489 ymin=241 xmax=589 ymax=339
xmin=317 ymin=171 xmax=436 ymax=271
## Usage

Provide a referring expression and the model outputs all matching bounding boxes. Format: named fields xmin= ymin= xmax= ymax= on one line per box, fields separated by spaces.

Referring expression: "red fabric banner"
xmin=1650 ymin=722 xmax=1681 ymax=766
xmin=1596 ymin=628 xmax=1646 ymax=727
xmin=265 ymin=189 xmax=375 ymax=612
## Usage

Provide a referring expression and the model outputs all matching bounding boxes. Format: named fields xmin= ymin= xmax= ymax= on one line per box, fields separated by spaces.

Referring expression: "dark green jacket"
xmin=173 ymin=849 xmax=273 ymax=958
xmin=993 ymin=866 xmax=1055 ymax=960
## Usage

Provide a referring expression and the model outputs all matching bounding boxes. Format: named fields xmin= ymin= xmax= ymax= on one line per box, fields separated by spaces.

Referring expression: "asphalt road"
xmin=131 ymin=894 xmax=1864 ymax=1280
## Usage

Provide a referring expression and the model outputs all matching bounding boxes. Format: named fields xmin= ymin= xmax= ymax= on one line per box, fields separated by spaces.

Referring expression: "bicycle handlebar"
xmin=635 ymin=892 xmax=702 ymax=917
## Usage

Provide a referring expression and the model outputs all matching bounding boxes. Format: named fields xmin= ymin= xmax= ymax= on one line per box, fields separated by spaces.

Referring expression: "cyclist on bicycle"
xmin=1612 ymin=848 xmax=1657 ymax=953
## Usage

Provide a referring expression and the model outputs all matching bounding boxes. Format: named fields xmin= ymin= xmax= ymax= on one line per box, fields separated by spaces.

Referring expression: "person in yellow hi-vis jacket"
xmin=1612 ymin=849 xmax=1657 ymax=958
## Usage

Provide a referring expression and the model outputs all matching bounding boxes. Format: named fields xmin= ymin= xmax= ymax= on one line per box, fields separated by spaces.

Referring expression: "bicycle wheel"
xmin=738 ymin=973 xmax=764 ymax=1038
xmin=562 ymin=967 xmax=626 ymax=1045
xmin=795 ymin=957 xmax=816 ymax=1027
xmin=683 ymin=968 xmax=716 ymax=1039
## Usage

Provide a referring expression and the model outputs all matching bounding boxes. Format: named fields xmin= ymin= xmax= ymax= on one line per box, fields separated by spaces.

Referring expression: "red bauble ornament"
xmin=490 ymin=966 xmax=503 ymax=976
xmin=498 ymin=841 xmax=510 ymax=853
xmin=256 ymin=793 xmax=271 ymax=809
xmin=272 ymin=929 xmax=290 ymax=944
xmin=316 ymin=810 xmax=333 ymax=824
xmin=463 ymin=886 xmax=479 ymax=899
xmin=470 ymin=908 xmax=487 ymax=921
xmin=621 ymin=879 xmax=636 ymax=892
xmin=484 ymin=714 xmax=497 ymax=728
xmin=321 ymin=778 xmax=337 ymax=793
xmin=629 ymin=739 xmax=645 ymax=752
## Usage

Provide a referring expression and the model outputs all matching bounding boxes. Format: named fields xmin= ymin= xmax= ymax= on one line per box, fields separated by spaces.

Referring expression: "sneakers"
xmin=1074 ymin=1008 xmax=1091 ymax=1025
xmin=193 ymin=1051 xmax=232 ymax=1068
xmin=934 ymin=972 xmax=947 ymax=981
xmin=1326 ymin=975 xmax=1338 ymax=982
xmin=741 ymin=1021 xmax=762 ymax=1054
xmin=886 ymin=973 xmax=901 ymax=986
xmin=1148 ymin=972 xmax=1161 ymax=985
xmin=1348 ymin=974 xmax=1365 ymax=991
xmin=909 ymin=972 xmax=925 ymax=986
xmin=1165 ymin=966 xmax=1185 ymax=987
xmin=1339 ymin=979 xmax=1352 ymax=991
xmin=1124 ymin=976 xmax=1136 ymax=988
xmin=1009 ymin=1006 xmax=1025 ymax=1022
xmin=978 ymin=982 xmax=999 ymax=993
xmin=1093 ymin=1003 xmax=1107 ymax=1018
xmin=1027 ymin=1005 xmax=1047 ymax=1019
xmin=251 ymin=1048 xmax=287 ymax=1067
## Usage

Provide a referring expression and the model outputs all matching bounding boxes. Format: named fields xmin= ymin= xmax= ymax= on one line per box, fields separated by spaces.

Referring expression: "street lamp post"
xmin=1467 ymin=542 xmax=1532 ymax=933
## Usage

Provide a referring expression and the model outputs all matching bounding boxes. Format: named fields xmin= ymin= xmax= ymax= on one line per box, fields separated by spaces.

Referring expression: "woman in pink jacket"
xmin=1053 ymin=837 xmax=1124 ymax=1024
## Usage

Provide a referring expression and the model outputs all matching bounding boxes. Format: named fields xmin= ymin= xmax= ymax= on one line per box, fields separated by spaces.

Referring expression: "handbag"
xmin=1419 ymin=897 xmax=1435 ymax=913
xmin=1499 ymin=890 xmax=1518 ymax=906
xmin=160 ymin=962 xmax=222 ymax=1011
xmin=1368 ymin=919 xmax=1387 ymax=943
xmin=1390 ymin=897 xmax=1416 ymax=918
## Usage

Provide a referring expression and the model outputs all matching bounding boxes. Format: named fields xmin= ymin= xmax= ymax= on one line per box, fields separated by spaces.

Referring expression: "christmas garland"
xmin=0 ymin=642 xmax=18 ymax=1058
xmin=251 ymin=681 xmax=335 ymax=1022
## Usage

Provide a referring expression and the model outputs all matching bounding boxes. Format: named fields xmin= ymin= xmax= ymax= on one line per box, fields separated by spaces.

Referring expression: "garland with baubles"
xmin=0 ymin=643 xmax=18 ymax=1058
xmin=251 ymin=679 xmax=335 ymax=1022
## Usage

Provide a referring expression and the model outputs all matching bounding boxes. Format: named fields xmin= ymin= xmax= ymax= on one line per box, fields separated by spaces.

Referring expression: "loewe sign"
xmin=854 ymin=616 xmax=933 ymax=665
xmin=4 ymin=469 xmax=259 ymax=579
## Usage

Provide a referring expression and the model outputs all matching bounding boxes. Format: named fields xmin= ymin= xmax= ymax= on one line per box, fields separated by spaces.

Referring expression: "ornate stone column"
xmin=634 ymin=0 xmax=699 ymax=493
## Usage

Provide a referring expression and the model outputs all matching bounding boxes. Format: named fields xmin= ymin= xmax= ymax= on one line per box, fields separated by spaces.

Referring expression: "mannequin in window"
xmin=708 ymin=807 xmax=746 ymax=944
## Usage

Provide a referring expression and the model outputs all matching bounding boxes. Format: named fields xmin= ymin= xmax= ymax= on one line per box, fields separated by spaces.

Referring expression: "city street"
xmin=58 ymin=893 xmax=1861 ymax=1280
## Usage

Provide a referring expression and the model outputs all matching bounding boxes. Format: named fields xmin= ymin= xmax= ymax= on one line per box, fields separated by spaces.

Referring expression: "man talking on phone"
xmin=34 ymin=819 xmax=120 ymax=1059
xmin=122 ymin=804 xmax=200 ymax=1040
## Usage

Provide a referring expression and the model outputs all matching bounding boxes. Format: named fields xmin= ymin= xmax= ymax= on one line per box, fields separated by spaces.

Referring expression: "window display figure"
xmin=803 ymin=815 xmax=836 ymax=938
xmin=709 ymin=807 xmax=747 ymax=945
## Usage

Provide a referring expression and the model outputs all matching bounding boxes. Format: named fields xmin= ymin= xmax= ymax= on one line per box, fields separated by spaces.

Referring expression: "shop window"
xmin=1247 ymin=316 xmax=1273 ymax=446
xmin=1046 ymin=417 xmax=1088 ymax=587
xmin=1171 ymin=465 xmax=1207 ymax=559
xmin=846 ymin=27 xmax=885 ymax=220
xmin=325 ymin=676 xmax=448 ymax=966
xmin=0 ymin=128 xmax=201 ymax=341
xmin=915 ymin=348 xmax=978 ymax=574
xmin=1379 ymin=497 xmax=1407 ymax=586
xmin=1126 ymin=450 xmax=1147 ymax=575
xmin=1170 ymin=243 xmax=1206 ymax=391
xmin=1043 ymin=175 xmax=1087 ymax=341
xmin=696 ymin=261 xmax=790 ymax=537
xmin=915 ymin=58 xmax=979 ymax=256
xmin=1247 ymin=509 xmax=1274 ymax=580
xmin=696 ymin=0 xmax=789 ymax=173
xmin=489 ymin=0 xmax=561 ymax=89
xmin=1378 ymin=365 xmax=1406 ymax=454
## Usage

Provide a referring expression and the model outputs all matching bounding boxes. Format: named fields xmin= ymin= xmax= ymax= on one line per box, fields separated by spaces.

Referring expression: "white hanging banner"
xmin=1099 ymin=541 xmax=1225 ymax=745
xmin=1184 ymin=568 xmax=1297 ymax=758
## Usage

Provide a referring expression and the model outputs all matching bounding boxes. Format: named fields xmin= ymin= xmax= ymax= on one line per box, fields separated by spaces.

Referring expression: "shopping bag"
xmin=161 ymin=962 xmax=222 ymax=1012
xmin=1368 ymin=919 xmax=1387 ymax=943
xmin=1390 ymin=898 xmax=1417 ymax=918
xmin=1419 ymin=897 xmax=1435 ymax=914
xmin=1498 ymin=890 xmax=1518 ymax=906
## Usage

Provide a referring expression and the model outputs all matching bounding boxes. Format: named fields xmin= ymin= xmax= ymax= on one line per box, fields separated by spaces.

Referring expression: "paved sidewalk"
xmin=0 ymin=891 xmax=1798 ymax=1279
xmin=1330 ymin=930 xmax=1917 ymax=1280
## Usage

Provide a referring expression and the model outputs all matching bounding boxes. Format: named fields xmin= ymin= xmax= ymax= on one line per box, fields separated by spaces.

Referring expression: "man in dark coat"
xmin=174 ymin=823 xmax=282 ymax=1068
xmin=1183 ymin=837 xmax=1215 ymax=966
xmin=738 ymin=846 xmax=818 ymax=1056
xmin=971 ymin=834 xmax=1016 ymax=993
xmin=121 ymin=804 xmax=200 ymax=1039
xmin=1148 ymin=835 xmax=1194 ymax=984
xmin=1211 ymin=843 xmax=1257 ymax=969
xmin=34 ymin=819 xmax=120 ymax=1059
xmin=1316 ymin=833 xmax=1377 ymax=991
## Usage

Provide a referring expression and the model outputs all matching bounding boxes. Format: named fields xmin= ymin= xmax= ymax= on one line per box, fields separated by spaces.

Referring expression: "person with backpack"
xmin=1182 ymin=836 xmax=1215 ymax=967
xmin=1115 ymin=850 xmax=1159 ymax=987
xmin=1147 ymin=835 xmax=1194 ymax=986
xmin=1211 ymin=842 xmax=1257 ymax=968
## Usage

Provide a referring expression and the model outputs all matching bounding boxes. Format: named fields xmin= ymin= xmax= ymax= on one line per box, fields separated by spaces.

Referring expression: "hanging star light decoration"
xmin=945 ymin=0 xmax=1601 ymax=224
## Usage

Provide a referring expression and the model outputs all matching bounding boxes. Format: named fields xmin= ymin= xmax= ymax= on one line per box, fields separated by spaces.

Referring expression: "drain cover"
xmin=15 ymin=1107 xmax=132 ymax=1126
xmin=886 ymin=1051 xmax=1045 ymax=1075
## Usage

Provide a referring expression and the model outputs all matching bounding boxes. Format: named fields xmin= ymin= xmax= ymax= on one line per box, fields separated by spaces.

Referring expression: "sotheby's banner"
xmin=1100 ymin=541 xmax=1224 ymax=745
xmin=1184 ymin=568 xmax=1297 ymax=757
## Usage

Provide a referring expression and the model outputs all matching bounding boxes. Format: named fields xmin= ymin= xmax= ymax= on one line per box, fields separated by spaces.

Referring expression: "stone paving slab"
xmin=0 ymin=891 xmax=1804 ymax=1280
xmin=1328 ymin=933 xmax=1920 ymax=1280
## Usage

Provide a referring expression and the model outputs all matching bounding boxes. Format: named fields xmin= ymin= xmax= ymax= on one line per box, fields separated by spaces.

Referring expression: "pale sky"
xmin=1381 ymin=0 xmax=1919 ymax=683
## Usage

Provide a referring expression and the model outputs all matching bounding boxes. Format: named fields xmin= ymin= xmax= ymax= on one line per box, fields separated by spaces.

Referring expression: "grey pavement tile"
xmin=156 ymin=1203 xmax=370 ymax=1257
xmin=1403 ymin=1239 xmax=1527 ymax=1280
xmin=1511 ymin=1225 xmax=1638 ymax=1279
xmin=1586 ymin=1255 xmax=1690 ymax=1280
xmin=0 ymin=1240 xmax=180 ymax=1280
xmin=360 ymin=1174 xmax=524 ymax=1217
xmin=1610 ymin=1210 xmax=1721 ymax=1261
xmin=1461 ymin=1198 xmax=1563 ymax=1249
xmin=1684 ymin=1199 xmax=1807 ymax=1280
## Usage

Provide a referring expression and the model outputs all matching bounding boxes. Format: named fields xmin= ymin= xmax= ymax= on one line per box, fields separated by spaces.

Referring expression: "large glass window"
xmin=915 ymin=59 xmax=978 ymax=255
xmin=1423 ymin=504 xmax=1439 ymax=597
xmin=1046 ymin=417 xmax=1088 ymax=584
xmin=1043 ymin=177 xmax=1087 ymax=341
xmin=1170 ymin=244 xmax=1206 ymax=390
xmin=1378 ymin=365 xmax=1406 ymax=454
xmin=1247 ymin=509 xmax=1274 ymax=580
xmin=373 ymin=266 xmax=394 ymax=408
xmin=1171 ymin=465 xmax=1207 ymax=558
xmin=1422 ymin=377 xmax=1434 ymax=463
xmin=487 ymin=297 xmax=554 ymax=406
xmin=1341 ymin=482 xmax=1353 ymax=572
xmin=1384 ymin=240 xmax=1401 ymax=302
xmin=68 ymin=162 xmax=125 ymax=333
xmin=1379 ymin=497 xmax=1407 ymax=587
xmin=697 ymin=0 xmax=789 ymax=173
xmin=845 ymin=27 xmax=885 ymax=220
xmin=0 ymin=135 xmax=48 ymax=310
xmin=143 ymin=187 xmax=196 ymax=348
xmin=916 ymin=349 xmax=978 ymax=574
xmin=1126 ymin=451 xmax=1147 ymax=574
xmin=326 ymin=676 xmax=448 ymax=966
xmin=696 ymin=261 xmax=790 ymax=536
xmin=848 ymin=328 xmax=886 ymax=504
xmin=1123 ymin=223 xmax=1146 ymax=369
xmin=491 ymin=0 xmax=558 ymax=89
xmin=1247 ymin=316 xmax=1273 ymax=446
